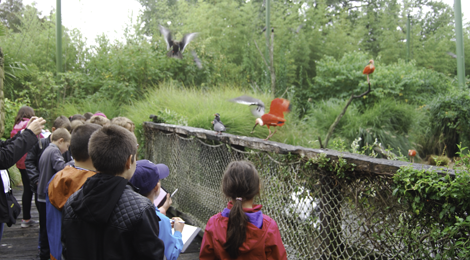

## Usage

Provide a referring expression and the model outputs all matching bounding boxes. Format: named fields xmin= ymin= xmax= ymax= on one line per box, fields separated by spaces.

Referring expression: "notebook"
xmin=154 ymin=187 xmax=168 ymax=208
xmin=173 ymin=224 xmax=201 ymax=253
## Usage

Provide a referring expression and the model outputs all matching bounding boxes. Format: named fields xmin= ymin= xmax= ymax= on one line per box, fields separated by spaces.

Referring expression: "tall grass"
xmin=122 ymin=82 xmax=322 ymax=148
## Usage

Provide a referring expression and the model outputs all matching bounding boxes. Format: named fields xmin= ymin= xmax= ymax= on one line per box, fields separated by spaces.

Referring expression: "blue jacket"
xmin=156 ymin=208 xmax=183 ymax=260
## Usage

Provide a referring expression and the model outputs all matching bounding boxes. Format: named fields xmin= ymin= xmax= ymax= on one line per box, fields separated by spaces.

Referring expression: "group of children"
xmin=10 ymin=106 xmax=287 ymax=260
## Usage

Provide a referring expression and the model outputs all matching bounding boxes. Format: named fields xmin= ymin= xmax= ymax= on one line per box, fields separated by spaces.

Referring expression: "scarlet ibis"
xmin=363 ymin=59 xmax=375 ymax=84
xmin=159 ymin=25 xmax=198 ymax=59
xmin=230 ymin=96 xmax=291 ymax=140
xmin=408 ymin=149 xmax=417 ymax=163
xmin=212 ymin=113 xmax=226 ymax=135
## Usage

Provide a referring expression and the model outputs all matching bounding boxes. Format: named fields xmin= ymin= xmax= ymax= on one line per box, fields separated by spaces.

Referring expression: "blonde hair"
xmin=111 ymin=117 xmax=135 ymax=132
xmin=89 ymin=115 xmax=111 ymax=127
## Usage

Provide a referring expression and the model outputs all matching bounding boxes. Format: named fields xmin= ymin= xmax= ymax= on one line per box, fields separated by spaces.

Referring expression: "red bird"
xmin=408 ymin=149 xmax=417 ymax=163
xmin=363 ymin=59 xmax=375 ymax=84
xmin=230 ymin=96 xmax=291 ymax=140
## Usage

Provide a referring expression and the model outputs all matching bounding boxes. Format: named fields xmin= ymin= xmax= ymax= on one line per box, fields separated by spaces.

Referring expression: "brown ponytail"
xmin=222 ymin=161 xmax=260 ymax=259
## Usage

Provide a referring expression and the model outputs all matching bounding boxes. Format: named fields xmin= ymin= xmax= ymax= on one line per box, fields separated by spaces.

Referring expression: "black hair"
xmin=70 ymin=123 xmax=102 ymax=162
xmin=14 ymin=106 xmax=35 ymax=125
xmin=88 ymin=125 xmax=137 ymax=175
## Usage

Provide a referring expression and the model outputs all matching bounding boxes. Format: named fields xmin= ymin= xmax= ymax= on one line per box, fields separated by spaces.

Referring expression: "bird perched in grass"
xmin=408 ymin=149 xmax=417 ymax=163
xmin=212 ymin=113 xmax=226 ymax=135
xmin=230 ymin=95 xmax=291 ymax=140
xmin=363 ymin=59 xmax=375 ymax=84
xmin=159 ymin=25 xmax=198 ymax=59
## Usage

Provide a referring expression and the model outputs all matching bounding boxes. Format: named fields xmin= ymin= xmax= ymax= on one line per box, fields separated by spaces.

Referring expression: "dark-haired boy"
xmin=62 ymin=125 xmax=164 ymax=260
xmin=37 ymin=128 xmax=71 ymax=260
xmin=46 ymin=123 xmax=102 ymax=260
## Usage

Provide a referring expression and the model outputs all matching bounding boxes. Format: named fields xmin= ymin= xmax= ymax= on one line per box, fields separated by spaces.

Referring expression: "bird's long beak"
xmin=251 ymin=123 xmax=259 ymax=134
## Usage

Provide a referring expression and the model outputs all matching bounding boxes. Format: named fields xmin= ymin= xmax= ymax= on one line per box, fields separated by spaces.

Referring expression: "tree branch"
xmin=322 ymin=82 xmax=371 ymax=148
xmin=254 ymin=40 xmax=269 ymax=69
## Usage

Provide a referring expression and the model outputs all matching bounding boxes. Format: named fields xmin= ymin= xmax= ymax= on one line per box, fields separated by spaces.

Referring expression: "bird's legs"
xmin=264 ymin=128 xmax=277 ymax=141
xmin=367 ymin=75 xmax=370 ymax=84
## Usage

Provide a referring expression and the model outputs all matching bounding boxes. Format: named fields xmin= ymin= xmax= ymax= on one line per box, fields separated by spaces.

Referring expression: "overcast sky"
xmin=23 ymin=0 xmax=469 ymax=47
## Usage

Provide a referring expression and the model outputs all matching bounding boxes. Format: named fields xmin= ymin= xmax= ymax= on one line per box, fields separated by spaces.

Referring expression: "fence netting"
xmin=144 ymin=125 xmax=454 ymax=259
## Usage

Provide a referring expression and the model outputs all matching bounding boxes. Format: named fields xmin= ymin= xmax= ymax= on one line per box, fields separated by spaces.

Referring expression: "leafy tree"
xmin=0 ymin=0 xmax=24 ymax=32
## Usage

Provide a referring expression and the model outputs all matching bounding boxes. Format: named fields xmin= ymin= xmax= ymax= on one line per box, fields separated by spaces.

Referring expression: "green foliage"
xmin=425 ymin=89 xmax=470 ymax=158
xmin=2 ymin=98 xmax=29 ymax=139
xmin=393 ymin=145 xmax=470 ymax=257
xmin=311 ymin=52 xmax=452 ymax=109
xmin=307 ymin=98 xmax=425 ymax=156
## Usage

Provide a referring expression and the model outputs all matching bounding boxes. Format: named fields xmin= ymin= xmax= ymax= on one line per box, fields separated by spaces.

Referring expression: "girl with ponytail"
xmin=199 ymin=161 xmax=287 ymax=260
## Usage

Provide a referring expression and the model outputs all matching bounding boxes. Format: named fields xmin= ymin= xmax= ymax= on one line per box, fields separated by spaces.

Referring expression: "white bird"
xmin=229 ymin=95 xmax=265 ymax=118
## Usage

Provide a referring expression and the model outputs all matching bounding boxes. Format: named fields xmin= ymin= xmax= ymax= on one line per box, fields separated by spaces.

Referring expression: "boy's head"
xmin=52 ymin=115 xmax=72 ymax=132
xmin=51 ymin=128 xmax=72 ymax=154
xmin=111 ymin=117 xmax=135 ymax=133
xmin=84 ymin=112 xmax=93 ymax=120
xmin=88 ymin=125 xmax=138 ymax=177
xmin=70 ymin=120 xmax=84 ymax=132
xmin=70 ymin=124 xmax=102 ymax=162
xmin=69 ymin=114 xmax=86 ymax=122
xmin=89 ymin=115 xmax=111 ymax=127
xmin=129 ymin=160 xmax=170 ymax=197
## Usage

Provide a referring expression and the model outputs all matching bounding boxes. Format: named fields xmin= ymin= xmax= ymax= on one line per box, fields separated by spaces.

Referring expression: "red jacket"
xmin=10 ymin=119 xmax=30 ymax=169
xmin=199 ymin=203 xmax=287 ymax=260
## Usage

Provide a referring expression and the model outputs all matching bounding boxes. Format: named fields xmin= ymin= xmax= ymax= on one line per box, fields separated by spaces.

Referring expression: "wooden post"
xmin=0 ymin=48 xmax=5 ymax=137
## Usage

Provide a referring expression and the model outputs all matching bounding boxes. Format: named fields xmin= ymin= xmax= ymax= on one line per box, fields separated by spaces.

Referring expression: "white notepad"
xmin=172 ymin=224 xmax=201 ymax=253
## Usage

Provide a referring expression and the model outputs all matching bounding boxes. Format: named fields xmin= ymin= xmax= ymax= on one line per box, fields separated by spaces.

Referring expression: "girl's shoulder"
xmin=11 ymin=120 xmax=29 ymax=136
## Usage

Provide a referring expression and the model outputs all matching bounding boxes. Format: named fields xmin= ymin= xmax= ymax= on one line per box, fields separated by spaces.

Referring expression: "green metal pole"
xmin=56 ymin=0 xmax=63 ymax=73
xmin=406 ymin=14 xmax=410 ymax=63
xmin=454 ymin=0 xmax=466 ymax=88
xmin=266 ymin=0 xmax=271 ymax=90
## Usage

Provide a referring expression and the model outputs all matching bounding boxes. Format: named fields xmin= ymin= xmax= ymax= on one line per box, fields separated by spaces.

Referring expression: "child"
xmin=10 ymin=106 xmax=40 ymax=228
xmin=46 ymin=123 xmax=102 ymax=260
xmin=89 ymin=115 xmax=111 ymax=126
xmin=37 ymin=128 xmax=71 ymax=260
xmin=111 ymin=116 xmax=135 ymax=132
xmin=129 ymin=160 xmax=184 ymax=260
xmin=61 ymin=125 xmax=164 ymax=259
xmin=25 ymin=115 xmax=72 ymax=196
xmin=199 ymin=161 xmax=287 ymax=260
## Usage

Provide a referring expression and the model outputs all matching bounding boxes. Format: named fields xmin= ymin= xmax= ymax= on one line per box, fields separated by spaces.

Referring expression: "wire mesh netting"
xmin=144 ymin=125 xmax=458 ymax=259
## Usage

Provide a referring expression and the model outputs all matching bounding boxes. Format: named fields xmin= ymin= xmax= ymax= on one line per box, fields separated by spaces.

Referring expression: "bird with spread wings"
xmin=159 ymin=25 xmax=198 ymax=59
xmin=230 ymin=95 xmax=291 ymax=141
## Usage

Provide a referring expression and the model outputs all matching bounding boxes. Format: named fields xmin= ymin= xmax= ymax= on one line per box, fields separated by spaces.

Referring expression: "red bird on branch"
xmin=230 ymin=95 xmax=291 ymax=140
xmin=363 ymin=59 xmax=375 ymax=84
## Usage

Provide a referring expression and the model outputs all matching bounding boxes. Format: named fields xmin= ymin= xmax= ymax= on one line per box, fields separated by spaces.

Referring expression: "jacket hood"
xmin=48 ymin=166 xmax=97 ymax=210
xmin=221 ymin=201 xmax=264 ymax=229
xmin=70 ymin=173 xmax=128 ymax=224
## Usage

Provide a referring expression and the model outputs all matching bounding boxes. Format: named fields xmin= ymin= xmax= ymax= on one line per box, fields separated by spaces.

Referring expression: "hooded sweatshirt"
xmin=46 ymin=166 xmax=97 ymax=260
xmin=199 ymin=202 xmax=287 ymax=260
xmin=61 ymin=173 xmax=164 ymax=260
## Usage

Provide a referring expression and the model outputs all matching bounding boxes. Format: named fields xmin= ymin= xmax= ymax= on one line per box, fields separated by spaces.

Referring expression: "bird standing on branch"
xmin=159 ymin=25 xmax=198 ymax=59
xmin=230 ymin=96 xmax=291 ymax=141
xmin=212 ymin=113 xmax=226 ymax=135
xmin=363 ymin=59 xmax=375 ymax=84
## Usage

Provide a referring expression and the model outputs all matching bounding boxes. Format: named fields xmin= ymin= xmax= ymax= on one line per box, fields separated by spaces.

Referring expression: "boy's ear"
xmin=51 ymin=127 xmax=56 ymax=132
xmin=125 ymin=155 xmax=133 ymax=169
xmin=58 ymin=138 xmax=64 ymax=143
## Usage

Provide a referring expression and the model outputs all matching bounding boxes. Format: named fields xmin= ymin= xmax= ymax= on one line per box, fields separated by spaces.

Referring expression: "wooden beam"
xmin=143 ymin=122 xmax=455 ymax=176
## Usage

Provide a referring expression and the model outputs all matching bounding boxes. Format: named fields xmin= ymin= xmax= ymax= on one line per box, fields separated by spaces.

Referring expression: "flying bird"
xmin=159 ymin=25 xmax=198 ymax=59
xmin=212 ymin=113 xmax=226 ymax=135
xmin=446 ymin=51 xmax=457 ymax=59
xmin=192 ymin=50 xmax=203 ymax=69
xmin=363 ymin=59 xmax=375 ymax=84
xmin=230 ymin=96 xmax=291 ymax=141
